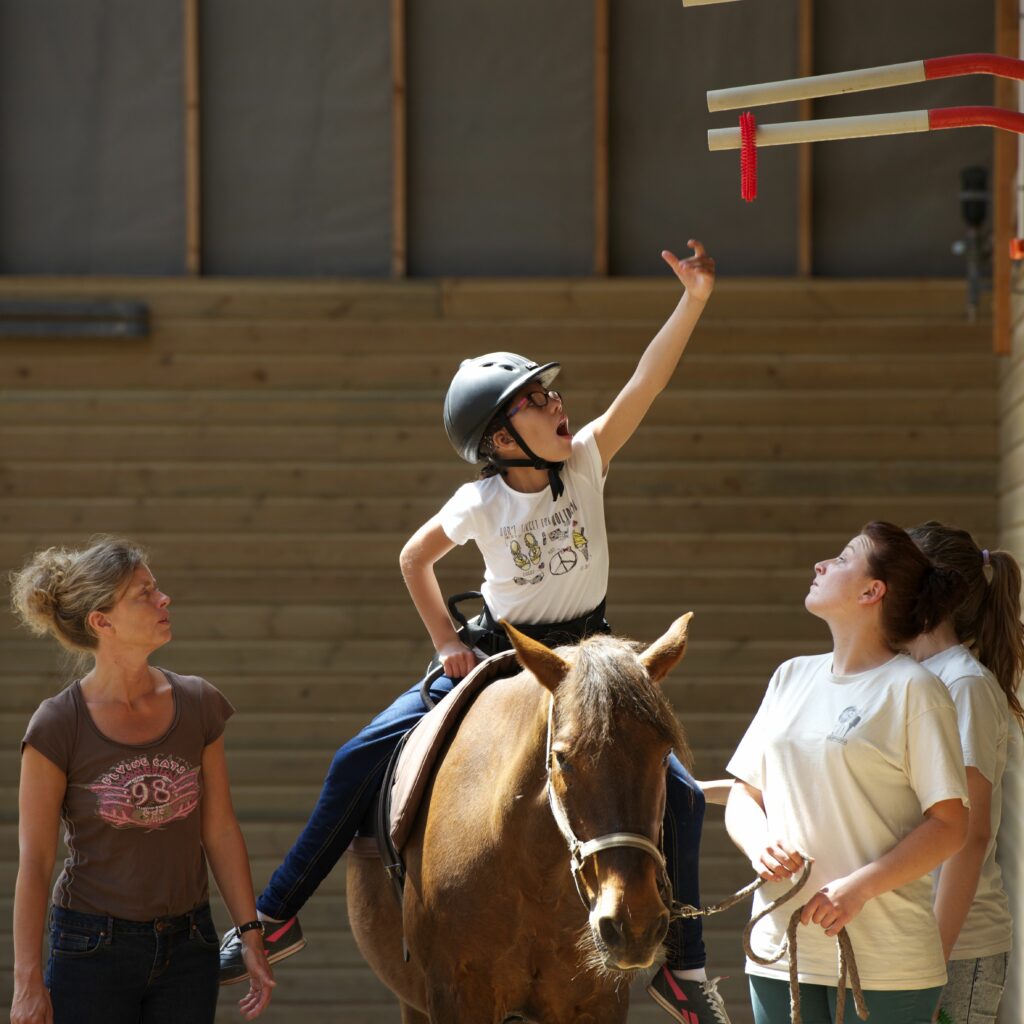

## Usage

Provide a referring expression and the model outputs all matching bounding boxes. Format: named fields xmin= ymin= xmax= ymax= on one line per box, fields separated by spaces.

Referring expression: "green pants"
xmin=750 ymin=975 xmax=943 ymax=1024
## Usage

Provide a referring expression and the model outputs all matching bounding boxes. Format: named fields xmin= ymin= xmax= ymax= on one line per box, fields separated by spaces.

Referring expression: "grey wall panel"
xmin=201 ymin=0 xmax=391 ymax=276
xmin=814 ymin=0 xmax=994 ymax=277
xmin=0 ymin=0 xmax=184 ymax=275
xmin=407 ymin=2 xmax=594 ymax=277
xmin=611 ymin=0 xmax=800 ymax=276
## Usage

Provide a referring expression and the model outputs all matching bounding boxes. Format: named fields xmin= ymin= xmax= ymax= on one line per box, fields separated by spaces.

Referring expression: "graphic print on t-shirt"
xmin=87 ymin=753 xmax=201 ymax=830
xmin=826 ymin=706 xmax=864 ymax=745
xmin=500 ymin=498 xmax=589 ymax=587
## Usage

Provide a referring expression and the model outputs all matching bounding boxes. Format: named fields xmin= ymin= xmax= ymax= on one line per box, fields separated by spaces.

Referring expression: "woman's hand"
xmin=437 ymin=639 xmax=478 ymax=680
xmin=237 ymin=939 xmax=276 ymax=1020
xmin=800 ymin=873 xmax=870 ymax=936
xmin=662 ymin=240 xmax=715 ymax=302
xmin=750 ymin=838 xmax=806 ymax=882
xmin=11 ymin=974 xmax=53 ymax=1024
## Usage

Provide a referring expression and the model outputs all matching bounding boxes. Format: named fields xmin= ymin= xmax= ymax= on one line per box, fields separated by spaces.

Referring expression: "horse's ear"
xmin=640 ymin=612 xmax=694 ymax=684
xmin=499 ymin=620 xmax=571 ymax=693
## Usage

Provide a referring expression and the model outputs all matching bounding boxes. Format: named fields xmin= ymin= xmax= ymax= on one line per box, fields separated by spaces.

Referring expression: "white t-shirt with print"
xmin=923 ymin=644 xmax=1012 ymax=960
xmin=438 ymin=421 xmax=608 ymax=624
xmin=727 ymin=652 xmax=968 ymax=990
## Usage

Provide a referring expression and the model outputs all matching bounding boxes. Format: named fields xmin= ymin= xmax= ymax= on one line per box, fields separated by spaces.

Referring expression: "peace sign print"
xmin=548 ymin=547 xmax=578 ymax=575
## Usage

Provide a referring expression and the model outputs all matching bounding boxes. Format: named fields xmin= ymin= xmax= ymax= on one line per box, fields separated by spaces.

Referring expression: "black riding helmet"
xmin=443 ymin=352 xmax=565 ymax=498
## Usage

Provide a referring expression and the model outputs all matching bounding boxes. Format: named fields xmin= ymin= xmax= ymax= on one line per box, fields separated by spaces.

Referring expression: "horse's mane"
xmin=555 ymin=633 xmax=691 ymax=768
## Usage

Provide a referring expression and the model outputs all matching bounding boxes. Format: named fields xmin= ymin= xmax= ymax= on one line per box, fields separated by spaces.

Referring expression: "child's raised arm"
xmin=590 ymin=239 xmax=715 ymax=469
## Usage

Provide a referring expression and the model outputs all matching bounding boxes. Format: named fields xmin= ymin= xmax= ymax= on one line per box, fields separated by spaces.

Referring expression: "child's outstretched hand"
xmin=662 ymin=240 xmax=715 ymax=302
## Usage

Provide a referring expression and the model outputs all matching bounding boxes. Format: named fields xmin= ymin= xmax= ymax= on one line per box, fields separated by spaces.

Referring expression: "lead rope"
xmin=671 ymin=861 xmax=868 ymax=1024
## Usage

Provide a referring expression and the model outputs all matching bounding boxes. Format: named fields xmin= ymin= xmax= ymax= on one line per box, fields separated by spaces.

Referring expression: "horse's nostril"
xmin=597 ymin=916 xmax=625 ymax=948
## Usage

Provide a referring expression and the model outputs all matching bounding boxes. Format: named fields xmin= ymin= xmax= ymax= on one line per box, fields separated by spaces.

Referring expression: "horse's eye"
xmin=554 ymin=750 xmax=572 ymax=773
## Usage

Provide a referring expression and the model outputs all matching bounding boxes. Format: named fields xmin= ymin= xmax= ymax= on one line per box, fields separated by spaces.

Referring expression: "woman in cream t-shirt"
xmin=908 ymin=522 xmax=1024 ymax=1024
xmin=726 ymin=522 xmax=969 ymax=1024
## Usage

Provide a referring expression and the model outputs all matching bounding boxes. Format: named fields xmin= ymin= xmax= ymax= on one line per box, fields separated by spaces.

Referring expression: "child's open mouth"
xmin=556 ymin=418 xmax=571 ymax=437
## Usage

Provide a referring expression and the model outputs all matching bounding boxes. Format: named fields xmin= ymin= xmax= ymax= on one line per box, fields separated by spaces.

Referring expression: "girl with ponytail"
xmin=725 ymin=522 xmax=970 ymax=1024
xmin=907 ymin=522 xmax=1022 ymax=1024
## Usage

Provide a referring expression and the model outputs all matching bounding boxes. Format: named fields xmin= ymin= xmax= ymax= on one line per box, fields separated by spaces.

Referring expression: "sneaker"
xmin=647 ymin=966 xmax=732 ymax=1024
xmin=219 ymin=916 xmax=306 ymax=986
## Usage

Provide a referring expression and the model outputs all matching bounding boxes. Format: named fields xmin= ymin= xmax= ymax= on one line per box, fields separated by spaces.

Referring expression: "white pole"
xmin=707 ymin=61 xmax=926 ymax=112
xmin=682 ymin=0 xmax=742 ymax=6
xmin=707 ymin=109 xmax=931 ymax=150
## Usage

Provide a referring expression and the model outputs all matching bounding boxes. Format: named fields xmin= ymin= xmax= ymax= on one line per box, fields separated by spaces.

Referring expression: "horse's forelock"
xmin=554 ymin=634 xmax=688 ymax=761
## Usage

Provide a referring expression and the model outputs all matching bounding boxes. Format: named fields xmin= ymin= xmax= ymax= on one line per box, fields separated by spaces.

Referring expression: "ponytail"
xmin=908 ymin=522 xmax=1024 ymax=730
xmin=973 ymin=550 xmax=1024 ymax=728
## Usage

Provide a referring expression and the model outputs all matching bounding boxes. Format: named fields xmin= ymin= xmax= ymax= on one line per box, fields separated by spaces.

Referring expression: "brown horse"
xmin=346 ymin=613 xmax=693 ymax=1024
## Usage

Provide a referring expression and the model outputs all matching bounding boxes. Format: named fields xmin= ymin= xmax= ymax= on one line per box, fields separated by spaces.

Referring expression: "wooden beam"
xmin=183 ymin=0 xmax=201 ymax=275
xmin=994 ymin=0 xmax=1018 ymax=355
xmin=594 ymin=0 xmax=610 ymax=276
xmin=391 ymin=0 xmax=407 ymax=278
xmin=796 ymin=0 xmax=814 ymax=276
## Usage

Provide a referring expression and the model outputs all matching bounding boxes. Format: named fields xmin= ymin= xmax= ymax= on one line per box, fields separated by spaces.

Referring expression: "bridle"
xmin=543 ymin=697 xmax=672 ymax=911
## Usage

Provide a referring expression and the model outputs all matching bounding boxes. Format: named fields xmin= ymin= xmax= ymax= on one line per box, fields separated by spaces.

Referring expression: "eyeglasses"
xmin=507 ymin=389 xmax=561 ymax=419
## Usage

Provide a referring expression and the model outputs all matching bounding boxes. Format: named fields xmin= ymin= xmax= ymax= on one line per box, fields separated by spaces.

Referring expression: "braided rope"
xmin=674 ymin=862 xmax=869 ymax=1024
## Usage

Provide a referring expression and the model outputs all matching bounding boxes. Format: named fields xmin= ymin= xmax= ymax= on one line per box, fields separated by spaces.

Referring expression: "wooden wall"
xmin=997 ymin=292 xmax=1024 ymax=1024
xmin=0 ymin=276 xmax=997 ymax=1023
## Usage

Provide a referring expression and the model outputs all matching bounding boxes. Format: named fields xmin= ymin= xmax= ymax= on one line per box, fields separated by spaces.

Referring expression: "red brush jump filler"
xmin=739 ymin=112 xmax=757 ymax=201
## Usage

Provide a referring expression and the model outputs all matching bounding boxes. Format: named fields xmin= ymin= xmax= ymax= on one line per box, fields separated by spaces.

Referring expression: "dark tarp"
xmin=0 ymin=0 xmax=185 ymax=275
xmin=201 ymin=0 xmax=392 ymax=276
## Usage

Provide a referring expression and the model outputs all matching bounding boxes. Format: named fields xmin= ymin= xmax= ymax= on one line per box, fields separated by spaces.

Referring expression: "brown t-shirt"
xmin=22 ymin=669 xmax=234 ymax=920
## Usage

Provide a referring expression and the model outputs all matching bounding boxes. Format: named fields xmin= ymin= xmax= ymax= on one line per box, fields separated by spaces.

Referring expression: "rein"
xmin=673 ymin=863 xmax=869 ymax=1024
xmin=543 ymin=695 xmax=867 ymax=1024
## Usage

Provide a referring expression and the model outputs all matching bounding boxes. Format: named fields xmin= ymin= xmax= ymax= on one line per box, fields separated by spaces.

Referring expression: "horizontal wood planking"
xmin=0 ymin=275 xmax=988 ymax=320
xmin=0 ymin=423 xmax=998 ymax=462
xmin=0 ymin=352 xmax=998 ymax=391
xmin=0 ymin=388 xmax=996 ymax=427
xmin=0 ymin=318 xmax=993 ymax=358
xmin=0 ymin=461 xmax=998 ymax=500
xmin=0 ymin=277 xmax=996 ymax=1024
xmin=0 ymin=495 xmax=997 ymax=537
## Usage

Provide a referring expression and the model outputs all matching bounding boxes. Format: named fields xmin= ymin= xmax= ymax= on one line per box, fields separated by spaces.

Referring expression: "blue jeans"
xmin=259 ymin=675 xmax=707 ymax=969
xmin=45 ymin=903 xmax=219 ymax=1024
xmin=750 ymin=975 xmax=943 ymax=1024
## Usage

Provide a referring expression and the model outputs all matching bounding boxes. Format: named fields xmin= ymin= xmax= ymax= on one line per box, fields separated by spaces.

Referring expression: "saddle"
xmin=362 ymin=650 xmax=522 ymax=907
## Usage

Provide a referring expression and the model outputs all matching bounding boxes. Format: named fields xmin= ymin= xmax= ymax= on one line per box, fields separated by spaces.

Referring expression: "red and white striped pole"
xmin=709 ymin=106 xmax=1024 ymax=151
xmin=707 ymin=53 xmax=1024 ymax=112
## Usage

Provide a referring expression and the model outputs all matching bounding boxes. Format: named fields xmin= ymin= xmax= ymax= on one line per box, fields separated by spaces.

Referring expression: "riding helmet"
xmin=443 ymin=352 xmax=560 ymax=464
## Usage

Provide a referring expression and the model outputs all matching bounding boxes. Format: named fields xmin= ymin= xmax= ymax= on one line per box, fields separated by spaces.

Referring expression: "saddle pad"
xmin=390 ymin=649 xmax=520 ymax=853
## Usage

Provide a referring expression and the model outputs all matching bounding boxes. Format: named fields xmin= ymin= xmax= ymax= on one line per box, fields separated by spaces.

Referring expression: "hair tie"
xmin=982 ymin=548 xmax=990 ymax=566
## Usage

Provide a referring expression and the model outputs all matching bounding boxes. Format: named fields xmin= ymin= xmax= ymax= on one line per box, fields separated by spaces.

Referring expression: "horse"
xmin=346 ymin=613 xmax=694 ymax=1024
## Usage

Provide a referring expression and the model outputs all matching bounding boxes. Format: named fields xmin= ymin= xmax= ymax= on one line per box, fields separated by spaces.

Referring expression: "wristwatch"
xmin=235 ymin=919 xmax=265 ymax=939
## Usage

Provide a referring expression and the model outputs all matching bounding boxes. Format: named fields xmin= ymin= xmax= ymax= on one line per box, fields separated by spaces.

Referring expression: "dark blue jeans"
xmin=45 ymin=903 xmax=219 ymax=1024
xmin=259 ymin=675 xmax=707 ymax=969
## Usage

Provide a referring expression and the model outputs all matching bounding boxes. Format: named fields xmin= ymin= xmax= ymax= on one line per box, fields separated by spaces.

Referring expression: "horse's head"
xmin=502 ymin=614 xmax=694 ymax=975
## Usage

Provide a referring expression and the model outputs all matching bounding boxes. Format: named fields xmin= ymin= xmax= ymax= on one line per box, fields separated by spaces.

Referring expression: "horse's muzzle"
xmin=591 ymin=905 xmax=670 ymax=970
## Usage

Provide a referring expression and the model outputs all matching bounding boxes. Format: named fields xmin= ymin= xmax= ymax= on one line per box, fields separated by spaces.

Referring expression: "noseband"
xmin=543 ymin=698 xmax=672 ymax=911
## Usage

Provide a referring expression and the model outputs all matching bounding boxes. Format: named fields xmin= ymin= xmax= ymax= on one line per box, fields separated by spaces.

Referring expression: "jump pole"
xmin=708 ymin=106 xmax=1024 ymax=151
xmin=708 ymin=53 xmax=1024 ymax=112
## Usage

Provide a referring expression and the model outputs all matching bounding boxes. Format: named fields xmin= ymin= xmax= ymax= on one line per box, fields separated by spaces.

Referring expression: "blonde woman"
xmin=10 ymin=538 xmax=274 ymax=1024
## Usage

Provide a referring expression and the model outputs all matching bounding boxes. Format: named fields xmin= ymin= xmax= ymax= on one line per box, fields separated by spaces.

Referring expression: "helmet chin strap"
xmin=488 ymin=418 xmax=565 ymax=500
